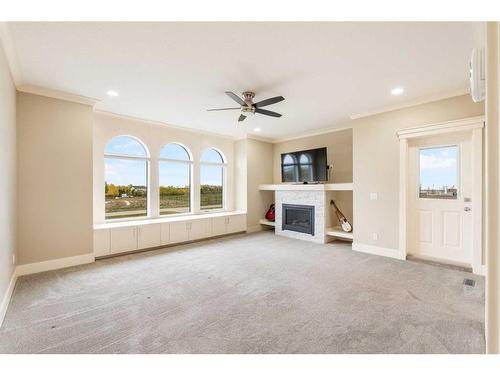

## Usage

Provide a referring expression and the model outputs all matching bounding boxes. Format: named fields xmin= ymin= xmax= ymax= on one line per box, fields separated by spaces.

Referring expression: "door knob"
xmin=464 ymin=207 xmax=472 ymax=212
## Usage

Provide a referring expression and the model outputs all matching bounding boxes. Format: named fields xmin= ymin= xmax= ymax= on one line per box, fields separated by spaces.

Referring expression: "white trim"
xmin=352 ymin=243 xmax=406 ymax=260
xmin=351 ymin=88 xmax=470 ymax=120
xmin=16 ymin=253 xmax=95 ymax=276
xmin=397 ymin=116 xmax=485 ymax=139
xmin=271 ymin=126 xmax=353 ymax=144
xmin=471 ymin=127 xmax=484 ymax=275
xmin=247 ymin=225 xmax=264 ymax=233
xmin=398 ymin=117 xmax=484 ymax=275
xmin=399 ymin=138 xmax=408 ymax=259
xmin=17 ymin=84 xmax=98 ymax=106
xmin=0 ymin=269 xmax=17 ymax=327
xmin=0 ymin=22 xmax=23 ymax=86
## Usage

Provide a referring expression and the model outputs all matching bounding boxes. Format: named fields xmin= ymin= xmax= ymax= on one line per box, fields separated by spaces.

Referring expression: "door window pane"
xmin=419 ymin=146 xmax=458 ymax=199
xmin=159 ymin=161 xmax=191 ymax=215
xmin=105 ymin=158 xmax=148 ymax=219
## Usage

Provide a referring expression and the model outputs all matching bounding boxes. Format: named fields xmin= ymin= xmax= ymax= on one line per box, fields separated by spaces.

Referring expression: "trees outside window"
xmin=104 ymin=136 xmax=149 ymax=220
xmin=200 ymin=148 xmax=226 ymax=211
xmin=159 ymin=143 xmax=193 ymax=215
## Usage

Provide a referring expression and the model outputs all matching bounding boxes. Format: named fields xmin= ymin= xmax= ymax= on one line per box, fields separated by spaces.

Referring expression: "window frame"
xmin=200 ymin=148 xmax=227 ymax=213
xmin=417 ymin=143 xmax=461 ymax=201
xmin=104 ymin=135 xmax=150 ymax=222
xmin=158 ymin=142 xmax=194 ymax=217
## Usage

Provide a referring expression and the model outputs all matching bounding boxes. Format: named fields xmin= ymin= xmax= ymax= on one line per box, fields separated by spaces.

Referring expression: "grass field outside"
xmin=106 ymin=190 xmax=223 ymax=219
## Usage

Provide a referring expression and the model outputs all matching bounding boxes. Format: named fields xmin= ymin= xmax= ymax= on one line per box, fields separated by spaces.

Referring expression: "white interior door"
xmin=408 ymin=132 xmax=473 ymax=266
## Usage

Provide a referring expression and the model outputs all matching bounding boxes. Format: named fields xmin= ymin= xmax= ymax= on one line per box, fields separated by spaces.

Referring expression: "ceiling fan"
xmin=207 ymin=91 xmax=284 ymax=122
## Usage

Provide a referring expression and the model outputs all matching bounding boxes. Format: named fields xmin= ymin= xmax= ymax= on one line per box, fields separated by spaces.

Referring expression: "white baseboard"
xmin=352 ymin=242 xmax=406 ymax=260
xmin=0 ymin=269 xmax=17 ymax=327
xmin=16 ymin=253 xmax=95 ymax=276
xmin=246 ymin=225 xmax=264 ymax=233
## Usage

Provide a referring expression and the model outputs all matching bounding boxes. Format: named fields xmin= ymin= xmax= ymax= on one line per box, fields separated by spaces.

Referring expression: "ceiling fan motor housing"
xmin=241 ymin=91 xmax=256 ymax=114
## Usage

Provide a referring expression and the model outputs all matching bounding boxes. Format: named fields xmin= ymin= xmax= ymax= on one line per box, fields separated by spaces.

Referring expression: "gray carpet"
xmin=0 ymin=231 xmax=485 ymax=353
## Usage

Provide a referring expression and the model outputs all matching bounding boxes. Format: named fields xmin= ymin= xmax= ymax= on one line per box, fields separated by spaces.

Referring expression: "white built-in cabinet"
xmin=93 ymin=212 xmax=246 ymax=258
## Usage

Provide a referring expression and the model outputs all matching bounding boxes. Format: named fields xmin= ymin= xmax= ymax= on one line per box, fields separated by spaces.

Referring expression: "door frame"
xmin=397 ymin=116 xmax=485 ymax=275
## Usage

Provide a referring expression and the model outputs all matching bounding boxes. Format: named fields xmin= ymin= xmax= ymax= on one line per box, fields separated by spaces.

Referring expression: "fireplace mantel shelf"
xmin=258 ymin=183 xmax=353 ymax=191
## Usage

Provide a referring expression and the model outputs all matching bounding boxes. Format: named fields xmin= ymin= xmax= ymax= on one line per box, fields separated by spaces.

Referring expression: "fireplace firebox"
xmin=282 ymin=204 xmax=315 ymax=235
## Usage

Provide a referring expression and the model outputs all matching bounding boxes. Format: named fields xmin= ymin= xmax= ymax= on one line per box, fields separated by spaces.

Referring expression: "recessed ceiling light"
xmin=391 ymin=87 xmax=404 ymax=96
xmin=254 ymin=128 xmax=261 ymax=132
xmin=107 ymin=90 xmax=119 ymax=97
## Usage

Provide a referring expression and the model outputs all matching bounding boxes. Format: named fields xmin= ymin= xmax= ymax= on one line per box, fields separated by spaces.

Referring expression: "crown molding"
xmin=271 ymin=125 xmax=352 ymax=144
xmin=94 ymin=109 xmax=239 ymax=140
xmin=350 ymin=88 xmax=470 ymax=120
xmin=0 ymin=22 xmax=23 ymax=86
xmin=17 ymin=84 xmax=99 ymax=106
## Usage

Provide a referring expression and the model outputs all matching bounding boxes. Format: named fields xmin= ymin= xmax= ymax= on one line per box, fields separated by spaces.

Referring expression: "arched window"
xmin=104 ymin=136 xmax=149 ymax=220
xmin=159 ymin=143 xmax=192 ymax=215
xmin=200 ymin=148 xmax=226 ymax=211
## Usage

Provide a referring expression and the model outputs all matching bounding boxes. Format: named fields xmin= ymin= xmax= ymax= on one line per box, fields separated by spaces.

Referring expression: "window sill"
xmin=94 ymin=210 xmax=246 ymax=230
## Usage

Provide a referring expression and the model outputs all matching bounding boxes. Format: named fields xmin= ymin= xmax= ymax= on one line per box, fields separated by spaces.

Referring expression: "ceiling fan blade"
xmin=255 ymin=108 xmax=282 ymax=118
xmin=254 ymin=96 xmax=285 ymax=108
xmin=238 ymin=114 xmax=247 ymax=122
xmin=207 ymin=107 xmax=240 ymax=111
xmin=225 ymin=91 xmax=246 ymax=106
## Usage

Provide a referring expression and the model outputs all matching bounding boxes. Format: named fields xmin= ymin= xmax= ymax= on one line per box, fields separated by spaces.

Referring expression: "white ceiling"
xmin=9 ymin=22 xmax=483 ymax=140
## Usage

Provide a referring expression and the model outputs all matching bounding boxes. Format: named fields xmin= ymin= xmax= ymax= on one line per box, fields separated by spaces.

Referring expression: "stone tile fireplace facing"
xmin=275 ymin=190 xmax=326 ymax=244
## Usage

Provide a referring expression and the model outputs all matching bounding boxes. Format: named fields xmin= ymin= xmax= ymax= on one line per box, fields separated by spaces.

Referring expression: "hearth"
xmin=282 ymin=204 xmax=315 ymax=235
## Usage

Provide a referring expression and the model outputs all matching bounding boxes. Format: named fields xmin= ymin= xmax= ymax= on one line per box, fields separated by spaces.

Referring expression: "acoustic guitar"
xmin=330 ymin=200 xmax=352 ymax=232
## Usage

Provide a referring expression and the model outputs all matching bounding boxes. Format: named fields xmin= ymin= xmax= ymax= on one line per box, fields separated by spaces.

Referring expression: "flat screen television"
xmin=281 ymin=147 xmax=328 ymax=183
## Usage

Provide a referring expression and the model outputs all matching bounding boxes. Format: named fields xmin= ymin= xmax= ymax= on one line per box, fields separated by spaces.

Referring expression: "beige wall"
xmin=93 ymin=112 xmax=236 ymax=223
xmin=272 ymin=129 xmax=353 ymax=184
xmin=17 ymin=92 xmax=94 ymax=264
xmin=485 ymin=21 xmax=500 ymax=354
xmin=246 ymin=138 xmax=274 ymax=231
xmin=272 ymin=129 xmax=353 ymax=226
xmin=352 ymin=94 xmax=484 ymax=251
xmin=234 ymin=139 xmax=247 ymax=212
xmin=0 ymin=41 xmax=16 ymax=306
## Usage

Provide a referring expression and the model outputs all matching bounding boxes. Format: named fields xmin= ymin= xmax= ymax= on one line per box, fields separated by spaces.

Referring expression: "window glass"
xmin=105 ymin=158 xmax=148 ymax=219
xmin=201 ymin=148 xmax=224 ymax=163
xmin=159 ymin=143 xmax=192 ymax=215
xmin=419 ymin=145 xmax=459 ymax=199
xmin=200 ymin=165 xmax=223 ymax=210
xmin=105 ymin=136 xmax=147 ymax=157
xmin=160 ymin=143 xmax=190 ymax=161
xmin=200 ymin=148 xmax=225 ymax=210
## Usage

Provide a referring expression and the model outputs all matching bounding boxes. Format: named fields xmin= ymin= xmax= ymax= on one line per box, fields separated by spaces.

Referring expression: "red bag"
xmin=265 ymin=204 xmax=275 ymax=222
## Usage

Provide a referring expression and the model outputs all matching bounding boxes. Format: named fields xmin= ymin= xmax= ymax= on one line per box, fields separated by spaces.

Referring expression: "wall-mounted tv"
xmin=281 ymin=147 xmax=328 ymax=183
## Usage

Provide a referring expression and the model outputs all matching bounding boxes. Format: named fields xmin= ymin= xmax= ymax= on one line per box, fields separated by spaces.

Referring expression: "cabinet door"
xmin=211 ymin=216 xmax=227 ymax=236
xmin=227 ymin=214 xmax=247 ymax=233
xmin=169 ymin=221 xmax=189 ymax=244
xmin=94 ymin=229 xmax=110 ymax=257
xmin=189 ymin=219 xmax=207 ymax=240
xmin=137 ymin=223 xmax=161 ymax=249
xmin=161 ymin=223 xmax=170 ymax=245
xmin=110 ymin=226 xmax=138 ymax=254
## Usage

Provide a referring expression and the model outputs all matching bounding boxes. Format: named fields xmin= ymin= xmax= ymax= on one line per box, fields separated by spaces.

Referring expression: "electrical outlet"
xmin=372 ymin=233 xmax=378 ymax=241
xmin=12 ymin=254 xmax=16 ymax=265
xmin=370 ymin=192 xmax=378 ymax=200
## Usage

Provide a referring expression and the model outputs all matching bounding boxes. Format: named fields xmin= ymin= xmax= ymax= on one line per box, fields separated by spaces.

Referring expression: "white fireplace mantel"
xmin=258 ymin=183 xmax=353 ymax=191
